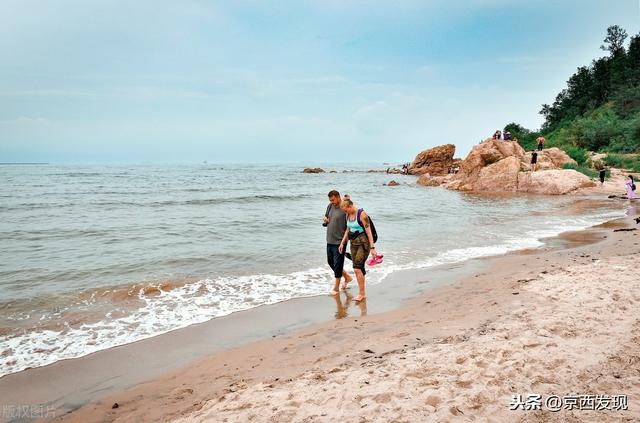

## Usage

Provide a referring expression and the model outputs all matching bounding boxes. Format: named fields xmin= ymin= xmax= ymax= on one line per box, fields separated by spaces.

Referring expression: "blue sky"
xmin=1 ymin=0 xmax=639 ymax=164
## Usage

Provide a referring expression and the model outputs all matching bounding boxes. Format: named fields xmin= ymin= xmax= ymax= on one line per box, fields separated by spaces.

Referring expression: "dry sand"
xmin=48 ymin=211 xmax=640 ymax=423
xmin=177 ymin=252 xmax=640 ymax=423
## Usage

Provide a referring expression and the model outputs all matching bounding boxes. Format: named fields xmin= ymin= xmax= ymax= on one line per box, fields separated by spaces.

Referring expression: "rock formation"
xmin=586 ymin=152 xmax=607 ymax=170
xmin=408 ymin=144 xmax=456 ymax=176
xmin=417 ymin=174 xmax=451 ymax=187
xmin=448 ymin=139 xmax=527 ymax=191
xmin=521 ymin=147 xmax=576 ymax=171
xmin=517 ymin=169 xmax=596 ymax=194
xmin=417 ymin=139 xmax=595 ymax=195
xmin=302 ymin=167 xmax=325 ymax=174
xmin=386 ymin=180 xmax=400 ymax=186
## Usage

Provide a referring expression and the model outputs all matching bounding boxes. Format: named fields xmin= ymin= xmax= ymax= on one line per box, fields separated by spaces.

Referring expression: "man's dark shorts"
xmin=327 ymin=244 xmax=345 ymax=278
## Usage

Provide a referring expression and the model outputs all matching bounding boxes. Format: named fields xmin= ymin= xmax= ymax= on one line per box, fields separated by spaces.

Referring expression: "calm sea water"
xmin=0 ymin=163 xmax=625 ymax=376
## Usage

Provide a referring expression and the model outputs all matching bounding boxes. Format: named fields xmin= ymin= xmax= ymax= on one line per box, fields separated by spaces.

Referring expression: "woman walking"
xmin=625 ymin=175 xmax=637 ymax=200
xmin=339 ymin=199 xmax=377 ymax=302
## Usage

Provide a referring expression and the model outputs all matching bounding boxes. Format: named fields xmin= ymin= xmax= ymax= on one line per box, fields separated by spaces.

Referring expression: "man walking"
xmin=323 ymin=190 xmax=352 ymax=295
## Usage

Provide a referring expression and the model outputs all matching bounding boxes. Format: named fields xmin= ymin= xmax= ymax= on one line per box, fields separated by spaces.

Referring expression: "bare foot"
xmin=354 ymin=295 xmax=366 ymax=302
xmin=329 ymin=290 xmax=339 ymax=296
xmin=341 ymin=275 xmax=352 ymax=291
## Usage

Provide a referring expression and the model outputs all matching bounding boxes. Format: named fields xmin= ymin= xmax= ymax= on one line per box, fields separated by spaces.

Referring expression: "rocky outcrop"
xmin=386 ymin=168 xmax=404 ymax=174
xmin=417 ymin=174 xmax=451 ymax=187
xmin=386 ymin=180 xmax=400 ymax=186
xmin=417 ymin=138 xmax=592 ymax=195
xmin=587 ymin=152 xmax=607 ymax=170
xmin=517 ymin=170 xmax=596 ymax=194
xmin=475 ymin=156 xmax=522 ymax=192
xmin=408 ymin=144 xmax=456 ymax=176
xmin=302 ymin=167 xmax=325 ymax=173
xmin=450 ymin=139 xmax=526 ymax=191
xmin=522 ymin=148 xmax=576 ymax=171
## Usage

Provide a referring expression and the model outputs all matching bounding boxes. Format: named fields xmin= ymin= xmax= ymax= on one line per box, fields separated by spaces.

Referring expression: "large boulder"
xmin=522 ymin=148 xmax=576 ymax=171
xmin=408 ymin=144 xmax=456 ymax=176
xmin=586 ymin=152 xmax=607 ymax=170
xmin=456 ymin=139 xmax=525 ymax=180
xmin=517 ymin=170 xmax=597 ymax=194
xmin=475 ymin=156 xmax=522 ymax=192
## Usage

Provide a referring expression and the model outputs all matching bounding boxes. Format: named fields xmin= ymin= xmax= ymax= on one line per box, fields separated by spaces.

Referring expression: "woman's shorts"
xmin=350 ymin=233 xmax=370 ymax=275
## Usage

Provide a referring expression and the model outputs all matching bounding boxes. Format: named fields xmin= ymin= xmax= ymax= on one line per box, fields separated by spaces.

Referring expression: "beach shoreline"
xmin=0 ymin=195 xmax=633 ymax=422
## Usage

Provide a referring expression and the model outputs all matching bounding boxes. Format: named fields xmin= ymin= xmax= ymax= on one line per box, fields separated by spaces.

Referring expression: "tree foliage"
xmin=518 ymin=25 xmax=640 ymax=155
xmin=600 ymin=25 xmax=628 ymax=56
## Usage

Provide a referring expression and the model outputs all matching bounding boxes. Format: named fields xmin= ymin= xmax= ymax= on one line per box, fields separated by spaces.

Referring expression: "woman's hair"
xmin=341 ymin=198 xmax=353 ymax=208
xmin=629 ymin=175 xmax=635 ymax=181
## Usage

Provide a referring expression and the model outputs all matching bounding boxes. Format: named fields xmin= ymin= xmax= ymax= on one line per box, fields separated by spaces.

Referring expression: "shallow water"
xmin=0 ymin=163 xmax=626 ymax=376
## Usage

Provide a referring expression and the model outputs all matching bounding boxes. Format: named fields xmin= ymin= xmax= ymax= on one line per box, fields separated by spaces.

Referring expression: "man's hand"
xmin=338 ymin=243 xmax=344 ymax=254
xmin=323 ymin=216 xmax=329 ymax=225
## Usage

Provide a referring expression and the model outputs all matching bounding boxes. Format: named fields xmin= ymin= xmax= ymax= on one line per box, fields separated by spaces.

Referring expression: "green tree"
xmin=536 ymin=26 xmax=640 ymax=155
xmin=600 ymin=25 xmax=628 ymax=56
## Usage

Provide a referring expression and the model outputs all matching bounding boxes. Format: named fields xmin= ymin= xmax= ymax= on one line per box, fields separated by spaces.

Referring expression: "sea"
xmin=0 ymin=163 xmax=627 ymax=377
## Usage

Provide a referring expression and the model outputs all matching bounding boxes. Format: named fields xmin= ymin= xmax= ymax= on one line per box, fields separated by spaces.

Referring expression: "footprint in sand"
xmin=425 ymin=395 xmax=441 ymax=407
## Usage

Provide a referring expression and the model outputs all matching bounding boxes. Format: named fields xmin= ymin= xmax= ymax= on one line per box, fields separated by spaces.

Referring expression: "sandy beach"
xmin=4 ymin=5 xmax=640 ymax=423
xmin=28 ymin=200 xmax=638 ymax=423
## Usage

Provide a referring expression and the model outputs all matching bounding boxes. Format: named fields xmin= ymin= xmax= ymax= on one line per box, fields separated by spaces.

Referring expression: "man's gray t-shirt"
xmin=326 ymin=204 xmax=347 ymax=245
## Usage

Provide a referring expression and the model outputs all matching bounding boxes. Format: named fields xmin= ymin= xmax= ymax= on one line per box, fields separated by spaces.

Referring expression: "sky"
xmin=1 ymin=0 xmax=639 ymax=164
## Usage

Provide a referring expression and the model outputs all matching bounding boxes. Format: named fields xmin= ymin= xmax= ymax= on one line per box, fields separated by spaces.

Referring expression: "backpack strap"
xmin=356 ymin=208 xmax=364 ymax=229
xmin=325 ymin=203 xmax=332 ymax=218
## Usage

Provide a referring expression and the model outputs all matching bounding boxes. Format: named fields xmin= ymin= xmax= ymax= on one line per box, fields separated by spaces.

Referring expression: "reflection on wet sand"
xmin=331 ymin=291 xmax=367 ymax=319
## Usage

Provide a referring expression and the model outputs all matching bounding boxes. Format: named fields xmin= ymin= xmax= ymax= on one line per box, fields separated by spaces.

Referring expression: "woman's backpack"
xmin=356 ymin=208 xmax=378 ymax=243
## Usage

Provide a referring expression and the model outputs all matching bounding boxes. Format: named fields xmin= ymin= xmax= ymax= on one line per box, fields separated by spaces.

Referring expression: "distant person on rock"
xmin=323 ymin=190 xmax=353 ymax=296
xmin=599 ymin=168 xmax=606 ymax=186
xmin=625 ymin=175 xmax=637 ymax=200
xmin=493 ymin=130 xmax=502 ymax=140
xmin=531 ymin=151 xmax=538 ymax=171
xmin=504 ymin=131 xmax=512 ymax=141
xmin=536 ymin=136 xmax=545 ymax=151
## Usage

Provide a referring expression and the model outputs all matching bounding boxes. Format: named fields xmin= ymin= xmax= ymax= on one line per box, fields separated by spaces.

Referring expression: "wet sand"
xmin=5 ymin=197 xmax=630 ymax=422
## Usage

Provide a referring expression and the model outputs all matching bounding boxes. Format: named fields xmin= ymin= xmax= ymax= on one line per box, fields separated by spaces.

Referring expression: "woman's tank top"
xmin=347 ymin=213 xmax=364 ymax=233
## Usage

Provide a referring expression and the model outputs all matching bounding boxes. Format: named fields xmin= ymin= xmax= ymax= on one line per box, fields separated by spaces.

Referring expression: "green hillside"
xmin=504 ymin=25 xmax=640 ymax=172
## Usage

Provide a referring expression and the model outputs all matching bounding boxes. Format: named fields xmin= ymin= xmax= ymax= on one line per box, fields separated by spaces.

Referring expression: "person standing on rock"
xmin=599 ymin=168 xmax=607 ymax=186
xmin=625 ymin=175 xmax=637 ymax=200
xmin=323 ymin=190 xmax=353 ymax=295
xmin=339 ymin=199 xmax=377 ymax=302
xmin=536 ymin=136 xmax=545 ymax=151
xmin=531 ymin=151 xmax=538 ymax=172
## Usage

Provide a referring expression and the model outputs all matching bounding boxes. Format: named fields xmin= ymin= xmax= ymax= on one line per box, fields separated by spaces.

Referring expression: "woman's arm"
xmin=360 ymin=212 xmax=377 ymax=254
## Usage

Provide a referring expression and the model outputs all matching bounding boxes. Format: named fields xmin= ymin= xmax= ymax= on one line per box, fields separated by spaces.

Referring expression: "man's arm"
xmin=339 ymin=228 xmax=349 ymax=253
